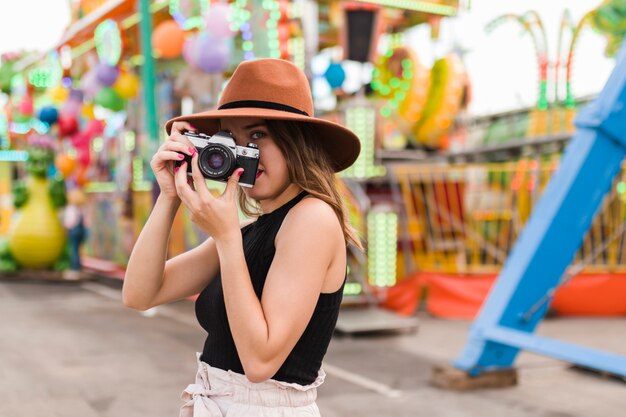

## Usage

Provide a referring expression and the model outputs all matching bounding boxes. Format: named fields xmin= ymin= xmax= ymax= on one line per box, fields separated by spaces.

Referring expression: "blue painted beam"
xmin=482 ymin=326 xmax=626 ymax=377
xmin=455 ymin=40 xmax=626 ymax=376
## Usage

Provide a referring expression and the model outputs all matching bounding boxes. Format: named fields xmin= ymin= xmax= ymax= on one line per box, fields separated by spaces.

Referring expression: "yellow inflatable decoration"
xmin=374 ymin=48 xmax=468 ymax=150
xmin=8 ymin=177 xmax=66 ymax=268
xmin=413 ymin=54 xmax=467 ymax=149
xmin=372 ymin=47 xmax=431 ymax=148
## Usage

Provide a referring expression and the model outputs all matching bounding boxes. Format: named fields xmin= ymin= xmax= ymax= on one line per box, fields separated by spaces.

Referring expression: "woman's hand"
xmin=174 ymin=152 xmax=244 ymax=244
xmin=150 ymin=121 xmax=197 ymax=200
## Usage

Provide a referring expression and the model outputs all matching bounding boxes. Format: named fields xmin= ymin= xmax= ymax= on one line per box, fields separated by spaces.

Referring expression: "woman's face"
xmin=219 ymin=117 xmax=299 ymax=208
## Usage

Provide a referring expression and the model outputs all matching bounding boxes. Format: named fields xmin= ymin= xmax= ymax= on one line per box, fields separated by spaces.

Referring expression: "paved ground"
xmin=1 ymin=276 xmax=625 ymax=417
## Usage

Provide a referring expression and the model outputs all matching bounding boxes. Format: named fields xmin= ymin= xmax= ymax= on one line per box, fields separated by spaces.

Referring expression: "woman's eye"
xmin=251 ymin=131 xmax=266 ymax=140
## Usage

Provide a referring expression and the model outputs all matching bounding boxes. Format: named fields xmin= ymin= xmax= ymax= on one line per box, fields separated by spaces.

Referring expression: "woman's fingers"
xmin=222 ymin=169 xmax=243 ymax=201
xmin=190 ymin=151 xmax=212 ymax=200
xmin=168 ymin=121 xmax=197 ymax=148
xmin=174 ymin=162 xmax=193 ymax=201
xmin=161 ymin=139 xmax=195 ymax=156
xmin=170 ymin=121 xmax=197 ymax=135
xmin=153 ymin=150 xmax=185 ymax=164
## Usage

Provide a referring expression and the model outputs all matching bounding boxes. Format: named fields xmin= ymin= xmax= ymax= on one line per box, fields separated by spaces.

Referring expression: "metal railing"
xmin=390 ymin=158 xmax=626 ymax=275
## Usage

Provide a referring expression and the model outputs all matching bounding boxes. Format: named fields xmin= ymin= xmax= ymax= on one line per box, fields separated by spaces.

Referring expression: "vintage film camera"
xmin=176 ymin=130 xmax=260 ymax=188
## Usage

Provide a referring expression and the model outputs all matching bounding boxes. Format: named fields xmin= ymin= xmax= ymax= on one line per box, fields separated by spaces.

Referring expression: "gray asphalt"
xmin=1 ymin=277 xmax=625 ymax=417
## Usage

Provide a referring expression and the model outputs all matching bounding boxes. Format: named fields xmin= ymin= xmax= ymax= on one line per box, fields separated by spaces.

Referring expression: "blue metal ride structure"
xmin=454 ymin=41 xmax=626 ymax=378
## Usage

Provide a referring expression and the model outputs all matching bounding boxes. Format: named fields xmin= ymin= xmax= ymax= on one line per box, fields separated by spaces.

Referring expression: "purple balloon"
xmin=95 ymin=63 xmax=120 ymax=87
xmin=183 ymin=35 xmax=199 ymax=69
xmin=204 ymin=4 xmax=236 ymax=39
xmin=68 ymin=88 xmax=84 ymax=103
xmin=194 ymin=32 xmax=230 ymax=74
xmin=81 ymin=69 xmax=102 ymax=99
xmin=60 ymin=99 xmax=82 ymax=117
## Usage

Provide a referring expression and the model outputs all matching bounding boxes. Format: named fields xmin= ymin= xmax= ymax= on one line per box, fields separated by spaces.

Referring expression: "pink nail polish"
xmin=238 ymin=170 xmax=244 ymax=177
xmin=188 ymin=147 xmax=194 ymax=154
xmin=178 ymin=153 xmax=185 ymax=159
xmin=174 ymin=166 xmax=179 ymax=173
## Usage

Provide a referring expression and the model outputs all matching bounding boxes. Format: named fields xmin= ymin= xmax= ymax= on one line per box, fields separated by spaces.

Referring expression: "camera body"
xmin=176 ymin=130 xmax=260 ymax=188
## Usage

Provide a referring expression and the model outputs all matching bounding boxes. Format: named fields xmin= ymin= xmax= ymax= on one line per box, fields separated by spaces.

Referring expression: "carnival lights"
xmin=342 ymin=107 xmax=385 ymax=178
xmin=367 ymin=208 xmax=398 ymax=287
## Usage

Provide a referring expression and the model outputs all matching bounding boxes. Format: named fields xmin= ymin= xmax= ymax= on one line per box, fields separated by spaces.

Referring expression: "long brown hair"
xmin=237 ymin=119 xmax=363 ymax=251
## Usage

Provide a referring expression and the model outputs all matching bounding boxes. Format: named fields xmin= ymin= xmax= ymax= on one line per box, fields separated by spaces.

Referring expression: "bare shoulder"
xmin=278 ymin=196 xmax=343 ymax=245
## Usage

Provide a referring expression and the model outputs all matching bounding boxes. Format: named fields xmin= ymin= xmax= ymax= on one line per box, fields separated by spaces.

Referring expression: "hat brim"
xmin=165 ymin=108 xmax=361 ymax=173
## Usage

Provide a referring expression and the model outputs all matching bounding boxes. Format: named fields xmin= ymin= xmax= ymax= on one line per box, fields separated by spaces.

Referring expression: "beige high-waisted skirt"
xmin=180 ymin=353 xmax=324 ymax=417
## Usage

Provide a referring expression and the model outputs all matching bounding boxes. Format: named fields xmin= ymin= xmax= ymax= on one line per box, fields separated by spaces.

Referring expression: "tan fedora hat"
xmin=165 ymin=59 xmax=361 ymax=172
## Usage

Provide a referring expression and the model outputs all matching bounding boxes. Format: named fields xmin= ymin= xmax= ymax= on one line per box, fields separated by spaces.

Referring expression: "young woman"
xmin=123 ymin=58 xmax=362 ymax=417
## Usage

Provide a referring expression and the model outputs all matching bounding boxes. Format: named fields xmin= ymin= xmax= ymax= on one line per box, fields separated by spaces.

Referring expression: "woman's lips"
xmin=256 ymin=169 xmax=264 ymax=179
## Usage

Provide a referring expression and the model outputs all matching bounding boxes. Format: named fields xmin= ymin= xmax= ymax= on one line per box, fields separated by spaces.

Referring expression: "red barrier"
xmin=381 ymin=272 xmax=626 ymax=319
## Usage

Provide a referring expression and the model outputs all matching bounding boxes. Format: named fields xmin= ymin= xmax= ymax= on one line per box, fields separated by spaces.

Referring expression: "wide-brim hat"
xmin=165 ymin=59 xmax=361 ymax=172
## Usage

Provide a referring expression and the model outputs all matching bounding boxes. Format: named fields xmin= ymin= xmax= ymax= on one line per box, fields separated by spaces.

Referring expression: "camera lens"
xmin=198 ymin=144 xmax=235 ymax=179
xmin=207 ymin=152 xmax=225 ymax=170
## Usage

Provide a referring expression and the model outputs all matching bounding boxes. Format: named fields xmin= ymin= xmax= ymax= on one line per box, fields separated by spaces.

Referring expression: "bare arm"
xmin=122 ymin=195 xmax=221 ymax=310
xmin=123 ymin=120 xmax=221 ymax=310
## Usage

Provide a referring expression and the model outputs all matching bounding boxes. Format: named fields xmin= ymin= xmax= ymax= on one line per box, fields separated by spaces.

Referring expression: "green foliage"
xmin=49 ymin=178 xmax=67 ymax=208
xmin=26 ymin=147 xmax=54 ymax=178
xmin=12 ymin=182 xmax=28 ymax=208
xmin=0 ymin=239 xmax=17 ymax=272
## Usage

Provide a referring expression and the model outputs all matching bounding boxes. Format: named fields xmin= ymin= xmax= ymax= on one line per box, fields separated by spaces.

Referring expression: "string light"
xmin=352 ymin=0 xmax=456 ymax=16
xmin=371 ymin=38 xmax=413 ymax=119
xmin=28 ymin=52 xmax=62 ymax=89
xmin=264 ymin=0 xmax=281 ymax=58
xmin=343 ymin=282 xmax=363 ymax=296
xmin=367 ymin=208 xmax=398 ymax=287
xmin=95 ymin=19 xmax=122 ymax=66
xmin=233 ymin=0 xmax=254 ymax=60
xmin=342 ymin=107 xmax=385 ymax=178
xmin=169 ymin=0 xmax=208 ymax=30
xmin=133 ymin=156 xmax=143 ymax=185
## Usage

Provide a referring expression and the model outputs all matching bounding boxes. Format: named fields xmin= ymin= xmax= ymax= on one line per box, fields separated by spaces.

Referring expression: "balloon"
xmin=324 ymin=62 xmax=346 ymax=89
xmin=95 ymin=63 xmax=120 ymax=86
xmin=77 ymin=148 xmax=91 ymax=167
xmin=184 ymin=32 xmax=230 ymax=73
xmin=38 ymin=106 xmax=59 ymax=125
xmin=81 ymin=103 xmax=95 ymax=119
xmin=61 ymin=99 xmax=82 ymax=117
xmin=71 ymin=132 xmax=89 ymax=151
xmin=49 ymin=85 xmax=69 ymax=103
xmin=85 ymin=119 xmax=105 ymax=138
xmin=182 ymin=36 xmax=197 ymax=68
xmin=204 ymin=4 xmax=236 ymax=38
xmin=55 ymin=153 xmax=77 ymax=177
xmin=94 ymin=87 xmax=125 ymax=111
xmin=18 ymin=97 xmax=34 ymax=116
xmin=58 ymin=114 xmax=79 ymax=136
xmin=113 ymin=72 xmax=140 ymax=99
xmin=81 ymin=69 xmax=103 ymax=99
xmin=69 ymin=88 xmax=84 ymax=103
xmin=152 ymin=20 xmax=186 ymax=59
xmin=75 ymin=166 xmax=89 ymax=186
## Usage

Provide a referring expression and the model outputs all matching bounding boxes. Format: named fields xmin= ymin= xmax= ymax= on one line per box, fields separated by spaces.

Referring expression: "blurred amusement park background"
xmin=2 ymin=0 xmax=626 ymax=407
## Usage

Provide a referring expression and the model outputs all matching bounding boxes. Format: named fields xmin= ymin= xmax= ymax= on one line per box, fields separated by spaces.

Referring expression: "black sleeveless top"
xmin=195 ymin=191 xmax=345 ymax=385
